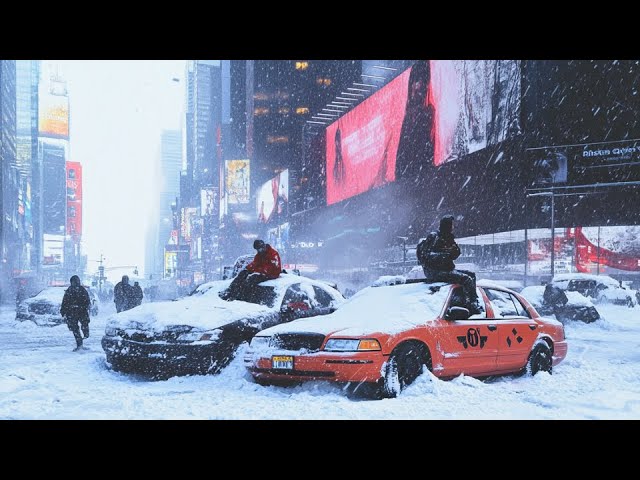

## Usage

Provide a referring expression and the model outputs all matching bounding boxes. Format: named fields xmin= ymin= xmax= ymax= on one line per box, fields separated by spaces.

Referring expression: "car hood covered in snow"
xmin=257 ymin=280 xmax=450 ymax=338
xmin=24 ymin=287 xmax=66 ymax=305
xmin=105 ymin=274 xmax=344 ymax=334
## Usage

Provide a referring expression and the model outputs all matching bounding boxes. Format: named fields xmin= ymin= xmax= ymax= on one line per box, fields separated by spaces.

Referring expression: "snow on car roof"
xmin=106 ymin=273 xmax=343 ymax=333
xmin=259 ymin=281 xmax=451 ymax=338
xmin=552 ymin=273 xmax=621 ymax=288
xmin=25 ymin=286 xmax=67 ymax=304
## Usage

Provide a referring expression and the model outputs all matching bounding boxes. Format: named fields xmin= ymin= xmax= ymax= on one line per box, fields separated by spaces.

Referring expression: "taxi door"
xmin=438 ymin=287 xmax=500 ymax=376
xmin=482 ymin=287 xmax=539 ymax=373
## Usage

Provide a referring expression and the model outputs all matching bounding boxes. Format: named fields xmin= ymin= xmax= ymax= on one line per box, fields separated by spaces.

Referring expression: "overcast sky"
xmin=54 ymin=60 xmax=185 ymax=282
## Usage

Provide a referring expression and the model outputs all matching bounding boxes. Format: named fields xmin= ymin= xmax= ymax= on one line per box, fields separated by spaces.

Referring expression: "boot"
xmin=468 ymin=298 xmax=484 ymax=316
xmin=73 ymin=337 xmax=83 ymax=352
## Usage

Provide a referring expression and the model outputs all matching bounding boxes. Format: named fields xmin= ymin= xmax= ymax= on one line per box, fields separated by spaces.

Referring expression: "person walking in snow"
xmin=60 ymin=275 xmax=91 ymax=351
xmin=132 ymin=281 xmax=144 ymax=307
xmin=114 ymin=275 xmax=134 ymax=312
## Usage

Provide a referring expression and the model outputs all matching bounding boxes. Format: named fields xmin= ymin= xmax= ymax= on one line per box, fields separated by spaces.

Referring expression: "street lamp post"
xmin=397 ymin=236 xmax=408 ymax=265
xmin=526 ymin=190 xmax=555 ymax=279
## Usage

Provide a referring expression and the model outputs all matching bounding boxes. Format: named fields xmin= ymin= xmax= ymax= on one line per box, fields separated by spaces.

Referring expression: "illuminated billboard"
xmin=39 ymin=64 xmax=69 ymax=139
xmin=429 ymin=60 xmax=520 ymax=166
xmin=39 ymin=94 xmax=69 ymax=139
xmin=164 ymin=250 xmax=177 ymax=277
xmin=42 ymin=146 xmax=66 ymax=235
xmin=326 ymin=69 xmax=409 ymax=206
xmin=256 ymin=169 xmax=288 ymax=224
xmin=43 ymin=234 xmax=64 ymax=265
xmin=66 ymin=162 xmax=82 ymax=239
xmin=225 ymin=159 xmax=250 ymax=204
xmin=326 ymin=60 xmax=521 ymax=206
xmin=181 ymin=207 xmax=198 ymax=242
xmin=200 ymin=188 xmax=216 ymax=217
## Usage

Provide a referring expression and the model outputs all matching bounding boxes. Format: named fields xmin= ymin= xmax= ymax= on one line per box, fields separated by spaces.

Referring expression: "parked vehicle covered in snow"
xmin=520 ymin=285 xmax=600 ymax=324
xmin=245 ymin=277 xmax=567 ymax=398
xmin=102 ymin=274 xmax=345 ymax=379
xmin=551 ymin=273 xmax=635 ymax=308
xmin=16 ymin=285 xmax=97 ymax=326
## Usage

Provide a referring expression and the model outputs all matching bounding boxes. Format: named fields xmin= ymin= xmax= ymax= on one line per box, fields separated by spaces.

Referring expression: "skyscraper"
xmin=0 ymin=60 xmax=18 ymax=302
xmin=149 ymin=129 xmax=182 ymax=280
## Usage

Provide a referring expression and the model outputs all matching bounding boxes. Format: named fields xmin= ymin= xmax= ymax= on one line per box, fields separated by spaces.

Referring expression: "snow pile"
xmin=520 ymin=286 xmax=544 ymax=307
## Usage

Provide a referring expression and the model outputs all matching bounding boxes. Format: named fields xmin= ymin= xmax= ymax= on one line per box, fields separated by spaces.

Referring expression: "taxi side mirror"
xmin=447 ymin=306 xmax=470 ymax=320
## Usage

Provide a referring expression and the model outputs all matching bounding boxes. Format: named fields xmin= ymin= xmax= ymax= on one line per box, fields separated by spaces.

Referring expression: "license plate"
xmin=272 ymin=355 xmax=294 ymax=370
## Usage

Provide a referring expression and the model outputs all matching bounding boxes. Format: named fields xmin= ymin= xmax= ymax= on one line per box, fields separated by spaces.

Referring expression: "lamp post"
xmin=397 ymin=236 xmax=408 ymax=265
xmin=526 ymin=190 xmax=555 ymax=279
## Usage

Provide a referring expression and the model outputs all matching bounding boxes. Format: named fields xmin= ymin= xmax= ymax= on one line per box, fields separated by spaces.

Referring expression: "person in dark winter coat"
xmin=114 ymin=275 xmax=134 ymax=312
xmin=417 ymin=215 xmax=482 ymax=314
xmin=220 ymin=239 xmax=282 ymax=301
xmin=60 ymin=275 xmax=91 ymax=351
xmin=132 ymin=281 xmax=144 ymax=307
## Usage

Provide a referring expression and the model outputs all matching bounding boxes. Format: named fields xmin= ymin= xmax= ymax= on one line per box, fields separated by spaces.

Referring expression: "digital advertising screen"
xmin=429 ymin=60 xmax=521 ymax=166
xmin=43 ymin=148 xmax=66 ymax=235
xmin=39 ymin=91 xmax=69 ymax=139
xmin=225 ymin=159 xmax=250 ymax=204
xmin=326 ymin=61 xmax=522 ymax=206
xmin=326 ymin=68 xmax=410 ymax=206
xmin=66 ymin=162 xmax=82 ymax=239
xmin=256 ymin=169 xmax=288 ymax=224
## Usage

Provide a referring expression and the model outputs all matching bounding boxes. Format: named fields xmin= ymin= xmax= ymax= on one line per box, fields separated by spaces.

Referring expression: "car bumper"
xmin=101 ymin=336 xmax=234 ymax=377
xmin=244 ymin=350 xmax=385 ymax=384
xmin=552 ymin=340 xmax=568 ymax=366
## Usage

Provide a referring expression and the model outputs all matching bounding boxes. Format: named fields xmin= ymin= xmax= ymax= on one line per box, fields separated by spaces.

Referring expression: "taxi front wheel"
xmin=381 ymin=342 xmax=431 ymax=399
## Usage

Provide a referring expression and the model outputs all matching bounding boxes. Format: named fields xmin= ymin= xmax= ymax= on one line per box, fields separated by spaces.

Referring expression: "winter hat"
xmin=253 ymin=239 xmax=266 ymax=250
xmin=439 ymin=215 xmax=455 ymax=235
xmin=70 ymin=275 xmax=81 ymax=286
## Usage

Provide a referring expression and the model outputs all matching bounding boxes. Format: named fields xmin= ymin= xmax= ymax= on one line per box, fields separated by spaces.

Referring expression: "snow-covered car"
xmin=101 ymin=274 xmax=345 ymax=379
xmin=16 ymin=285 xmax=97 ymax=326
xmin=520 ymin=285 xmax=600 ymax=324
xmin=551 ymin=273 xmax=635 ymax=308
xmin=245 ymin=277 xmax=567 ymax=398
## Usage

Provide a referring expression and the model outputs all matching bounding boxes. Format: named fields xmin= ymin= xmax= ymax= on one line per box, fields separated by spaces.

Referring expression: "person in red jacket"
xmin=220 ymin=239 xmax=282 ymax=301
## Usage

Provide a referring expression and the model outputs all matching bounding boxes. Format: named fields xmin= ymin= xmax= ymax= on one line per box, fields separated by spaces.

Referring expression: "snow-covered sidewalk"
xmin=1 ymin=303 xmax=639 ymax=419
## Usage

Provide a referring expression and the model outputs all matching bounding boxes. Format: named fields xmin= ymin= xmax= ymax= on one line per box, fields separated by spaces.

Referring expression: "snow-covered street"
xmin=1 ymin=301 xmax=639 ymax=419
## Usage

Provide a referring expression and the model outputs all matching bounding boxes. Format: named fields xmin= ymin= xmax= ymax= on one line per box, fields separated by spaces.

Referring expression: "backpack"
xmin=416 ymin=233 xmax=436 ymax=266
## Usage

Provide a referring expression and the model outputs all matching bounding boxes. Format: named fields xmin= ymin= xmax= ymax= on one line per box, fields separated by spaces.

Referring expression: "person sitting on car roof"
xmin=220 ymin=239 xmax=282 ymax=301
xmin=417 ymin=215 xmax=482 ymax=315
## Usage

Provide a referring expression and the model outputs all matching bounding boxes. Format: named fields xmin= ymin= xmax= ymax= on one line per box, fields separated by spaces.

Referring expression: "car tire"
xmin=526 ymin=342 xmax=553 ymax=376
xmin=381 ymin=342 xmax=431 ymax=399
xmin=627 ymin=297 xmax=634 ymax=308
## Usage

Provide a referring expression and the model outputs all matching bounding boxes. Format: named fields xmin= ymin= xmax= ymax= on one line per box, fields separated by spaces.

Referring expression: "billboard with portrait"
xmin=256 ymin=169 xmax=289 ymax=224
xmin=225 ymin=159 xmax=250 ymax=204
xmin=326 ymin=68 xmax=410 ymax=206
xmin=326 ymin=60 xmax=521 ymax=206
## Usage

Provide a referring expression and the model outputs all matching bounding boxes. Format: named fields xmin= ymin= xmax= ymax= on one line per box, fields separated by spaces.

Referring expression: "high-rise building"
xmin=0 ymin=60 xmax=17 ymax=303
xmin=15 ymin=60 xmax=40 ymax=273
xmin=37 ymin=63 xmax=69 ymax=285
xmin=150 ymin=130 xmax=182 ymax=280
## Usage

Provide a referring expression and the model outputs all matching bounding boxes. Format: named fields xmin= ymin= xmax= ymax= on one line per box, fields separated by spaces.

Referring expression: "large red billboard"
xmin=66 ymin=162 xmax=82 ymax=240
xmin=326 ymin=61 xmax=521 ymax=206
xmin=326 ymin=68 xmax=410 ymax=206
